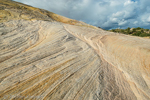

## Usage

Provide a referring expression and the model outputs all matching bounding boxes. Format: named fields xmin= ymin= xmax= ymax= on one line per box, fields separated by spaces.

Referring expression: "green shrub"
xmin=141 ymin=29 xmax=144 ymax=33
xmin=121 ymin=29 xmax=124 ymax=33
xmin=107 ymin=27 xmax=150 ymax=37
xmin=127 ymin=27 xmax=131 ymax=30
xmin=112 ymin=29 xmax=116 ymax=32
xmin=146 ymin=29 xmax=149 ymax=31
xmin=127 ymin=27 xmax=131 ymax=34
xmin=132 ymin=28 xmax=136 ymax=32
xmin=133 ymin=31 xmax=141 ymax=36
xmin=136 ymin=27 xmax=141 ymax=30
xmin=140 ymin=33 xmax=150 ymax=37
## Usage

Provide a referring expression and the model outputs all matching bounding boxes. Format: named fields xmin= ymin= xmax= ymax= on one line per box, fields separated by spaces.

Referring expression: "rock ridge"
xmin=0 ymin=0 xmax=150 ymax=100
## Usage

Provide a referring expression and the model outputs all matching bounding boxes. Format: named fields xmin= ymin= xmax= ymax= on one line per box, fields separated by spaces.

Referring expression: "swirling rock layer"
xmin=0 ymin=0 xmax=150 ymax=100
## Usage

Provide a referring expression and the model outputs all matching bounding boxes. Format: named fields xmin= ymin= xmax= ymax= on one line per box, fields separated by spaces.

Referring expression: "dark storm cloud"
xmin=13 ymin=0 xmax=150 ymax=29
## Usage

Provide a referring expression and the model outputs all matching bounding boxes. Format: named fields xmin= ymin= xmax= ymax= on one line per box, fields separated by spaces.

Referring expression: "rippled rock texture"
xmin=0 ymin=0 xmax=150 ymax=100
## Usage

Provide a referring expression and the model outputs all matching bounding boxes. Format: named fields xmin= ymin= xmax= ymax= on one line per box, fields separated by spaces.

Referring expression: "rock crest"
xmin=0 ymin=0 xmax=150 ymax=100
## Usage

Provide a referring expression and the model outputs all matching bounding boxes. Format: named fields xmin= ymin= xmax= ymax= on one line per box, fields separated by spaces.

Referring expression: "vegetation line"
xmin=107 ymin=27 xmax=150 ymax=37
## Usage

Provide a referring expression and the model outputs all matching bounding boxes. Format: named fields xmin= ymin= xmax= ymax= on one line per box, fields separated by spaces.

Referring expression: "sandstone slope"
xmin=0 ymin=0 xmax=150 ymax=100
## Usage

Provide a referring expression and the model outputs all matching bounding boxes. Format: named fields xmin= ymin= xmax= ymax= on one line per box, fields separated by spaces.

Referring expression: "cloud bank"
xmin=13 ymin=0 xmax=150 ymax=30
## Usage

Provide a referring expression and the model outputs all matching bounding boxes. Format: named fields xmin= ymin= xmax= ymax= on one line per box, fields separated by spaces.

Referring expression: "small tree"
xmin=112 ymin=29 xmax=116 ymax=32
xmin=121 ymin=29 xmax=124 ymax=33
xmin=146 ymin=29 xmax=149 ymax=31
xmin=132 ymin=28 xmax=136 ymax=32
xmin=133 ymin=31 xmax=141 ymax=36
xmin=140 ymin=33 xmax=147 ymax=37
xmin=136 ymin=27 xmax=141 ymax=30
xmin=127 ymin=27 xmax=131 ymax=34
xmin=141 ymin=29 xmax=144 ymax=33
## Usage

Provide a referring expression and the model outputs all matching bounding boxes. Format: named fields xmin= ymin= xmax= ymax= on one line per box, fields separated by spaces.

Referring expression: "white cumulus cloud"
xmin=13 ymin=0 xmax=150 ymax=30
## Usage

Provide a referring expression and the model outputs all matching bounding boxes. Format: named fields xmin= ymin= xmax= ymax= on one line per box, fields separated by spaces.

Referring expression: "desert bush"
xmin=136 ymin=27 xmax=141 ymax=30
xmin=146 ymin=29 xmax=149 ymax=31
xmin=121 ymin=29 xmax=124 ymax=33
xmin=133 ymin=31 xmax=141 ymax=36
xmin=107 ymin=27 xmax=150 ymax=37
xmin=132 ymin=28 xmax=136 ymax=32
xmin=112 ymin=29 xmax=116 ymax=32
xmin=141 ymin=29 xmax=144 ymax=33
xmin=126 ymin=27 xmax=131 ymax=34
xmin=140 ymin=33 xmax=150 ymax=37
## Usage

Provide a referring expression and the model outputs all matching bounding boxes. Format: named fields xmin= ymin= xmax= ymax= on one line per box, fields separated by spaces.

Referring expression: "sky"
xmin=13 ymin=0 xmax=150 ymax=30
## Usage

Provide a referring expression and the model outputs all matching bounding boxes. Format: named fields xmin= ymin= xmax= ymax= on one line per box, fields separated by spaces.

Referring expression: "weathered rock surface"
xmin=0 ymin=0 xmax=150 ymax=100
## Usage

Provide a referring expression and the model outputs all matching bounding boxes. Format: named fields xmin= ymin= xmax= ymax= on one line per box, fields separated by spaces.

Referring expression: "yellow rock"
xmin=0 ymin=0 xmax=150 ymax=100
